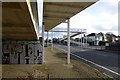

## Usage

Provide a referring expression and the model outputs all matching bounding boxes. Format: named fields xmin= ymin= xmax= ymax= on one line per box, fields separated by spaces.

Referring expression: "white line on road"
xmin=103 ymin=73 xmax=113 ymax=78
xmin=54 ymin=45 xmax=120 ymax=77
xmin=71 ymin=53 xmax=120 ymax=76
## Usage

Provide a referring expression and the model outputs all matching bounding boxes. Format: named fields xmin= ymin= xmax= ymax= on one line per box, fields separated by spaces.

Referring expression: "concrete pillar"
xmin=67 ymin=19 xmax=70 ymax=64
xmin=42 ymin=22 xmax=45 ymax=63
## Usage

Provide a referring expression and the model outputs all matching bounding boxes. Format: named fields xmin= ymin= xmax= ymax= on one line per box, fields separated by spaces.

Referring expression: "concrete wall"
xmin=2 ymin=41 xmax=43 ymax=64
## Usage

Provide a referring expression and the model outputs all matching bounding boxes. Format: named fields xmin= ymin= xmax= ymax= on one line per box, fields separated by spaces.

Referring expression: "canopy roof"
xmin=43 ymin=1 xmax=97 ymax=31
xmin=2 ymin=2 xmax=39 ymax=40
xmin=2 ymin=1 xmax=97 ymax=40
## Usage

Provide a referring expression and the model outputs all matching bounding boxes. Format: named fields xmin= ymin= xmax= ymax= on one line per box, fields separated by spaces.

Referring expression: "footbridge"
xmin=50 ymin=28 xmax=86 ymax=40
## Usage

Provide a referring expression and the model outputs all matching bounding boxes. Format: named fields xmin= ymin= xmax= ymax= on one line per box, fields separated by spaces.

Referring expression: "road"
xmin=54 ymin=44 xmax=120 ymax=78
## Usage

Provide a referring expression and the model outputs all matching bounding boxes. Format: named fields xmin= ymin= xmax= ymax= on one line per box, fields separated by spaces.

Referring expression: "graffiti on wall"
xmin=2 ymin=41 xmax=43 ymax=64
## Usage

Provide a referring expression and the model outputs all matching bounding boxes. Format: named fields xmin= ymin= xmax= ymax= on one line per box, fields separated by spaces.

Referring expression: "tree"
xmin=106 ymin=32 xmax=114 ymax=42
xmin=87 ymin=38 xmax=92 ymax=45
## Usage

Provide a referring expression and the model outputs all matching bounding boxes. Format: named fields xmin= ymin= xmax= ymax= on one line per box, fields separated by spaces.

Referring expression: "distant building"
xmin=106 ymin=32 xmax=119 ymax=42
xmin=87 ymin=32 xmax=107 ymax=45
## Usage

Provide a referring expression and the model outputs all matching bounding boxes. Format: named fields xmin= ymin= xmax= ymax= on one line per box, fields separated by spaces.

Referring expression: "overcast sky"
xmin=49 ymin=0 xmax=119 ymax=38
xmin=40 ymin=0 xmax=119 ymax=39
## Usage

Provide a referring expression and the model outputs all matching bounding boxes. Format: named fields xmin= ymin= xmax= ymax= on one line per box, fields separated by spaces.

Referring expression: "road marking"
xmin=71 ymin=53 xmax=120 ymax=76
xmin=103 ymin=73 xmax=113 ymax=78
xmin=54 ymin=45 xmax=120 ymax=77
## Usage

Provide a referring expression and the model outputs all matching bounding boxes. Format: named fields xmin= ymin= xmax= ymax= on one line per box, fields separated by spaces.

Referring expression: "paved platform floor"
xmin=1 ymin=46 xmax=109 ymax=79
xmin=44 ymin=46 xmax=107 ymax=78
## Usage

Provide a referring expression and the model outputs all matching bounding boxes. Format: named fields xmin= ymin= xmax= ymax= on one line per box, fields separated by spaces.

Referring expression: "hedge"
xmin=99 ymin=40 xmax=108 ymax=46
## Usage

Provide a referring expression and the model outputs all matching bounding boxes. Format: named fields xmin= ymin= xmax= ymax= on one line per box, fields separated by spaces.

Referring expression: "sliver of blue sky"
xmin=51 ymin=0 xmax=119 ymax=38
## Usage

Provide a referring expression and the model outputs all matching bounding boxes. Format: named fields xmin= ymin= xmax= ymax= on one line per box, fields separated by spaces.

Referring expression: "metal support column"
xmin=46 ymin=31 xmax=49 ymax=47
xmin=86 ymin=32 xmax=87 ymax=48
xmin=79 ymin=34 xmax=81 ymax=46
xmin=42 ymin=22 xmax=45 ymax=63
xmin=67 ymin=19 xmax=70 ymax=64
xmin=83 ymin=33 xmax=85 ymax=47
xmin=51 ymin=30 xmax=53 ymax=50
xmin=81 ymin=32 xmax=82 ymax=47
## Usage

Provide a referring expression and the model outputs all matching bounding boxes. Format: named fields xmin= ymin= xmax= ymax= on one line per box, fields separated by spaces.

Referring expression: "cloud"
xmin=49 ymin=0 xmax=119 ymax=38
xmin=69 ymin=0 xmax=118 ymax=35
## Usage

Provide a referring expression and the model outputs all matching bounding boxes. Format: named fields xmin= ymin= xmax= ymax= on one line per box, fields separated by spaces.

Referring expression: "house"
xmin=87 ymin=32 xmax=107 ymax=45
